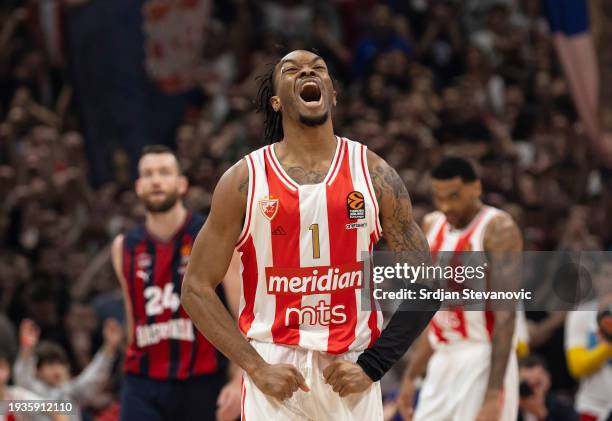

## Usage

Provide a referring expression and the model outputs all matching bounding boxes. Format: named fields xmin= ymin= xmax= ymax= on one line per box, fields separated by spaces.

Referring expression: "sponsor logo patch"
xmin=346 ymin=222 xmax=367 ymax=230
xmin=265 ymin=262 xmax=363 ymax=295
xmin=180 ymin=244 xmax=192 ymax=257
xmin=137 ymin=253 xmax=152 ymax=269
xmin=347 ymin=191 xmax=365 ymax=219
xmin=272 ymin=226 xmax=287 ymax=235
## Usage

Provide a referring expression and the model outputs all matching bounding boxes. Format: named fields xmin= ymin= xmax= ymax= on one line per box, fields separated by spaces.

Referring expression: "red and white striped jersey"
xmin=425 ymin=206 xmax=503 ymax=348
xmin=235 ymin=137 xmax=383 ymax=354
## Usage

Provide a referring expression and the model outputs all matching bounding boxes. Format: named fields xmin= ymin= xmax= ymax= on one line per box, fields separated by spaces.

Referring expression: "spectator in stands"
xmin=352 ymin=4 xmax=413 ymax=79
xmin=565 ymin=261 xmax=612 ymax=421
xmin=0 ymin=347 xmax=67 ymax=421
xmin=13 ymin=319 xmax=121 ymax=421
xmin=517 ymin=354 xmax=578 ymax=421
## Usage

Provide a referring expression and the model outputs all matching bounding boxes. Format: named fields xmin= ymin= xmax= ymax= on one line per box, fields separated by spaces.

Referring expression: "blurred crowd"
xmin=1 ymin=0 xmax=611 ymax=419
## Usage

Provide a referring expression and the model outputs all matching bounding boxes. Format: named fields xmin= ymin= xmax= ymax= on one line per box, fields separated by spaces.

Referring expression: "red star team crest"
xmin=259 ymin=196 xmax=279 ymax=221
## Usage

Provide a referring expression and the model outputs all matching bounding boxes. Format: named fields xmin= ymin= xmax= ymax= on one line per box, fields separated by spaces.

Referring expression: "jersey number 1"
xmin=309 ymin=223 xmax=320 ymax=259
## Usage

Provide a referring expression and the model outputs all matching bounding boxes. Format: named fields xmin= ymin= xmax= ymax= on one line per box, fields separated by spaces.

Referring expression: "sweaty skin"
xmin=181 ymin=50 xmax=431 ymax=402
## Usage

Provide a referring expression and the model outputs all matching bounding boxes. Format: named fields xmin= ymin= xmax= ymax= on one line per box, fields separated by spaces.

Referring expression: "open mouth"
xmin=299 ymin=82 xmax=322 ymax=103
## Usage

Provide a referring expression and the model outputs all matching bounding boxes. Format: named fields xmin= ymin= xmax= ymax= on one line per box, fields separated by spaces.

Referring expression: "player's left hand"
xmin=475 ymin=392 xmax=501 ymax=421
xmin=216 ymin=377 xmax=242 ymax=421
xmin=323 ymin=360 xmax=373 ymax=397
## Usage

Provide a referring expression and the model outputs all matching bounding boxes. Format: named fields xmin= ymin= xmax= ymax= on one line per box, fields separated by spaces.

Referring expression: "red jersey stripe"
xmin=265 ymin=150 xmax=301 ymax=346
xmin=326 ymin=140 xmax=358 ymax=354
xmin=367 ymin=232 xmax=380 ymax=347
xmin=267 ymin=145 xmax=299 ymax=191
xmin=238 ymin=236 xmax=258 ymax=335
xmin=149 ymin=242 xmax=171 ymax=379
xmin=485 ymin=310 xmax=495 ymax=341
xmin=430 ymin=319 xmax=448 ymax=343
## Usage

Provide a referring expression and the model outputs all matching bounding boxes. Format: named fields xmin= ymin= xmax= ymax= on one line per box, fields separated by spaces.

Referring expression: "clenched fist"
xmin=323 ymin=360 xmax=373 ymax=397
xmin=250 ymin=363 xmax=310 ymax=401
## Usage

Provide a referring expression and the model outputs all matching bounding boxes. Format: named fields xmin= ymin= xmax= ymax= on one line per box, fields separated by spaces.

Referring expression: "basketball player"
xmin=181 ymin=50 xmax=437 ymax=420
xmin=396 ymin=157 xmax=523 ymax=421
xmin=111 ymin=145 xmax=241 ymax=421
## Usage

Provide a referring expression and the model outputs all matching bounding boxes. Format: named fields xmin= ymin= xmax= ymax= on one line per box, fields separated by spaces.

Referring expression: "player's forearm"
xmin=357 ymin=220 xmax=438 ymax=382
xmin=486 ymin=311 xmax=515 ymax=393
xmin=357 ymin=300 xmax=436 ymax=382
xmin=181 ymin=281 xmax=266 ymax=375
xmin=404 ymin=332 xmax=434 ymax=380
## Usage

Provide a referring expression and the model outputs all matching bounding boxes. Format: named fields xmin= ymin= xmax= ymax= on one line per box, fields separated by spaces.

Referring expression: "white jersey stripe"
xmin=326 ymin=137 xmax=345 ymax=186
xmin=298 ymin=183 xmax=332 ymax=349
xmin=236 ymin=154 xmax=256 ymax=248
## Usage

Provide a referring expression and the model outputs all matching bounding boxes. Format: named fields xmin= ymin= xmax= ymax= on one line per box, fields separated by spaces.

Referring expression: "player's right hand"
xmin=249 ymin=363 xmax=310 ymax=401
xmin=396 ymin=376 xmax=416 ymax=421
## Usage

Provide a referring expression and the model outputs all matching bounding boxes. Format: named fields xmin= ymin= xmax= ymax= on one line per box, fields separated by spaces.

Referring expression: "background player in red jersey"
xmin=397 ymin=157 xmax=523 ymax=421
xmin=111 ymin=145 xmax=241 ymax=421
xmin=182 ymin=50 xmax=438 ymax=420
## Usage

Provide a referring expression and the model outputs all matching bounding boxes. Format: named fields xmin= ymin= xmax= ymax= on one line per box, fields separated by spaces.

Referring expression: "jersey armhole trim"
xmin=477 ymin=206 xmax=494 ymax=251
xmin=360 ymin=144 xmax=382 ymax=240
xmin=326 ymin=136 xmax=345 ymax=186
xmin=265 ymin=145 xmax=299 ymax=192
xmin=236 ymin=155 xmax=255 ymax=248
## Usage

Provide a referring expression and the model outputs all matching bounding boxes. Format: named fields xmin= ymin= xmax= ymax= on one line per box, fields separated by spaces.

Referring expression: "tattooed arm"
xmin=325 ymin=151 xmax=437 ymax=396
xmin=182 ymin=160 xmax=254 ymax=366
xmin=476 ymin=212 xmax=522 ymax=421
xmin=182 ymin=159 xmax=309 ymax=402
xmin=368 ymin=152 xmax=431 ymax=255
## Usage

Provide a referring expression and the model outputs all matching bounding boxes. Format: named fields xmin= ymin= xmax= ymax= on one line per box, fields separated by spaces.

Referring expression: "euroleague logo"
xmin=346 ymin=191 xmax=365 ymax=219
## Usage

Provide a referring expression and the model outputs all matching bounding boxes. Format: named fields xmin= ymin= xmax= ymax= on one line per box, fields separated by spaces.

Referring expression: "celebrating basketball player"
xmin=396 ymin=157 xmax=523 ymax=421
xmin=181 ymin=50 xmax=437 ymax=420
xmin=111 ymin=145 xmax=242 ymax=421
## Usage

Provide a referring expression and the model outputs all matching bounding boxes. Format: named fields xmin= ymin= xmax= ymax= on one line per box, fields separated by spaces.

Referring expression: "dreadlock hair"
xmin=255 ymin=64 xmax=284 ymax=144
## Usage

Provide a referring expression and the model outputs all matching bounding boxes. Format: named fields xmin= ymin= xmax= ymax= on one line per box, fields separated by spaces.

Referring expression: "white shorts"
xmin=241 ymin=341 xmax=383 ymax=421
xmin=413 ymin=343 xmax=518 ymax=421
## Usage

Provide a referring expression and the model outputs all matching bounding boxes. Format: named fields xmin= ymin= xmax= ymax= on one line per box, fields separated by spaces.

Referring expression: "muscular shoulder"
xmin=365 ymin=149 xmax=409 ymax=207
xmin=216 ymin=158 xmax=249 ymax=202
xmin=206 ymin=158 xmax=249 ymax=229
xmin=483 ymin=209 xmax=522 ymax=252
xmin=224 ymin=158 xmax=249 ymax=192
xmin=232 ymin=158 xmax=250 ymax=196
